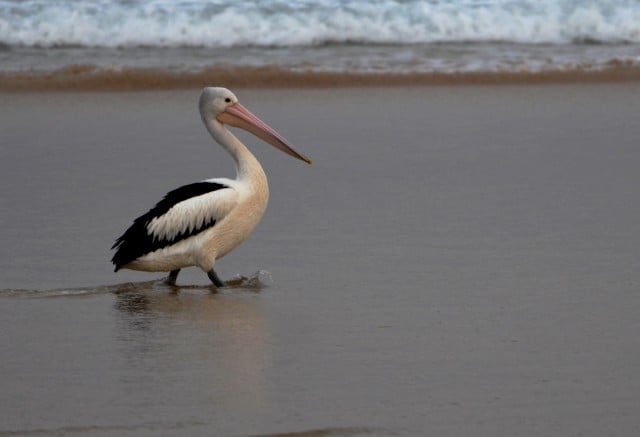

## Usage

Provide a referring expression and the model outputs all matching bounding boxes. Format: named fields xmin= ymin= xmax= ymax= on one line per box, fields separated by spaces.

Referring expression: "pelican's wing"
xmin=111 ymin=181 xmax=237 ymax=271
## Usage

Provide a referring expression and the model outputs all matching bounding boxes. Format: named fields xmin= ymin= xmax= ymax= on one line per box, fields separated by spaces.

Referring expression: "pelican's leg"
xmin=164 ymin=269 xmax=181 ymax=286
xmin=207 ymin=269 xmax=225 ymax=288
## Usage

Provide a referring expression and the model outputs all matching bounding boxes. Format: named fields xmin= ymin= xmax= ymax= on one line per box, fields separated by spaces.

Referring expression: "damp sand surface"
xmin=1 ymin=85 xmax=640 ymax=436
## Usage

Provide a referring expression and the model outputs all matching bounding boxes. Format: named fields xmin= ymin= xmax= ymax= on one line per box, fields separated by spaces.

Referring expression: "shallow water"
xmin=4 ymin=43 xmax=640 ymax=75
xmin=1 ymin=87 xmax=640 ymax=436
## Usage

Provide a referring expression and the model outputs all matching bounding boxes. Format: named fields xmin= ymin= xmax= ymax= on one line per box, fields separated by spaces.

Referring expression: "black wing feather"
xmin=111 ymin=181 xmax=227 ymax=271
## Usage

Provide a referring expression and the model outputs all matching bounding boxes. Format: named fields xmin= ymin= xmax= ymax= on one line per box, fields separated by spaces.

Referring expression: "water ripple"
xmin=0 ymin=270 xmax=272 ymax=298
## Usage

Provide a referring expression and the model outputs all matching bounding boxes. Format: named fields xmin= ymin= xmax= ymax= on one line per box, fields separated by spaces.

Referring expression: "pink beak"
xmin=217 ymin=103 xmax=312 ymax=165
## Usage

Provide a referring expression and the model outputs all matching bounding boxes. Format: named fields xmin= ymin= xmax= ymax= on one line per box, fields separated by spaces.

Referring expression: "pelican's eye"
xmin=225 ymin=98 xmax=231 ymax=103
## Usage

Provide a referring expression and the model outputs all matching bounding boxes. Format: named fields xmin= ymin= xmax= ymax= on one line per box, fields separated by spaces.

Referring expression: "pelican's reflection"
xmin=112 ymin=281 xmax=272 ymax=413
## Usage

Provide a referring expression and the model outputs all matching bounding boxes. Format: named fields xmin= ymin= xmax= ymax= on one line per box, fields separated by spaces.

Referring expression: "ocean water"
xmin=1 ymin=0 xmax=640 ymax=74
xmin=2 ymin=87 xmax=640 ymax=436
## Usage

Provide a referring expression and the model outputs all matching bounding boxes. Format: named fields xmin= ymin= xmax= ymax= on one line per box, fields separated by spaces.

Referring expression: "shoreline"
xmin=3 ymin=64 xmax=640 ymax=92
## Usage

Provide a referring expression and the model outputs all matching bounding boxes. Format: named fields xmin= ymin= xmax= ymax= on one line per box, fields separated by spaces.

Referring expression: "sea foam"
xmin=1 ymin=0 xmax=640 ymax=48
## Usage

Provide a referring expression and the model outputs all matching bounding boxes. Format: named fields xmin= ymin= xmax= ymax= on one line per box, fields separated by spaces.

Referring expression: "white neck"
xmin=203 ymin=118 xmax=266 ymax=183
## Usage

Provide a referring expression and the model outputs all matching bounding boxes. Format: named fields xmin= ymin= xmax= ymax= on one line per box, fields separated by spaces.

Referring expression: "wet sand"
xmin=2 ymin=65 xmax=640 ymax=92
xmin=1 ymin=84 xmax=640 ymax=436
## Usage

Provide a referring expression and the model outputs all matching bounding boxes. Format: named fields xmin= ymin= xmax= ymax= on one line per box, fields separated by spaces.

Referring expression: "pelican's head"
xmin=199 ymin=87 xmax=312 ymax=165
xmin=199 ymin=87 xmax=238 ymax=116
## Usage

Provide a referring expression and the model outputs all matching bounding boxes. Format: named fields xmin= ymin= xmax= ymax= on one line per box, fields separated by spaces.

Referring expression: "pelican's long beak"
xmin=217 ymin=103 xmax=312 ymax=165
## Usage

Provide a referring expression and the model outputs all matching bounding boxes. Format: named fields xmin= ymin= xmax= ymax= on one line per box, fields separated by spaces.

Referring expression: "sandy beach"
xmin=3 ymin=65 xmax=640 ymax=92
xmin=1 ymin=82 xmax=640 ymax=436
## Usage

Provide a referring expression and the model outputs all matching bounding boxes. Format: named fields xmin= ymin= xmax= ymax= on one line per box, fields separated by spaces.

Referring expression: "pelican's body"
xmin=112 ymin=87 xmax=311 ymax=286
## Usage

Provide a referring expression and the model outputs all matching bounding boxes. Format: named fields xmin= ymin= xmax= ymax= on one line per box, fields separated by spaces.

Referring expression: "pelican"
xmin=111 ymin=87 xmax=311 ymax=286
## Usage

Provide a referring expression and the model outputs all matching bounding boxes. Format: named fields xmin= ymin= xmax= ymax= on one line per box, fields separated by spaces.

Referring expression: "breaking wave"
xmin=1 ymin=0 xmax=640 ymax=49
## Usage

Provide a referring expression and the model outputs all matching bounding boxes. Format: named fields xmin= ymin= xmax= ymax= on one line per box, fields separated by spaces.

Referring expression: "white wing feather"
xmin=146 ymin=186 xmax=238 ymax=242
